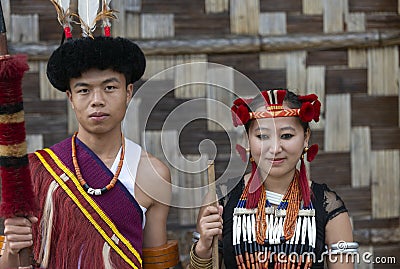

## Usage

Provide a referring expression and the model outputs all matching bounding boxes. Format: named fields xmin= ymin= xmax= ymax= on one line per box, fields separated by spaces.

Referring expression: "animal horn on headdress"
xmin=78 ymin=0 xmax=100 ymax=37
xmin=49 ymin=0 xmax=73 ymax=39
xmin=98 ymin=0 xmax=117 ymax=37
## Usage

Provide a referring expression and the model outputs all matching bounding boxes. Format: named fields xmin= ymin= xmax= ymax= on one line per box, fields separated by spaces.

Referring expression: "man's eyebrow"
xmin=102 ymin=77 xmax=121 ymax=84
xmin=72 ymin=82 xmax=89 ymax=89
xmin=72 ymin=77 xmax=121 ymax=89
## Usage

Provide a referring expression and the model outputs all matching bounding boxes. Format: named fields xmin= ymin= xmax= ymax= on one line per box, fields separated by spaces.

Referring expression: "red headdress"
xmin=232 ymin=89 xmax=321 ymax=208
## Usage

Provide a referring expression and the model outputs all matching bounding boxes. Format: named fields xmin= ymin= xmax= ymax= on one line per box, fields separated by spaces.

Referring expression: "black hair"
xmin=46 ymin=36 xmax=146 ymax=92
xmin=244 ymin=89 xmax=310 ymax=133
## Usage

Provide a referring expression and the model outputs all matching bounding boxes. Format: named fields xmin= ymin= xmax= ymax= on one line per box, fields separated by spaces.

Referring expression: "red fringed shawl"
xmin=30 ymin=137 xmax=143 ymax=269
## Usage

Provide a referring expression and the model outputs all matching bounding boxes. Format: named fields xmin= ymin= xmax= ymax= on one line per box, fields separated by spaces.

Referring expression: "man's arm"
xmin=136 ymin=153 xmax=171 ymax=248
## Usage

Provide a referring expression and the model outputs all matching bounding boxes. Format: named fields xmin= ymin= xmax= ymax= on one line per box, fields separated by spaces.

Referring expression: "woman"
xmin=191 ymin=89 xmax=355 ymax=269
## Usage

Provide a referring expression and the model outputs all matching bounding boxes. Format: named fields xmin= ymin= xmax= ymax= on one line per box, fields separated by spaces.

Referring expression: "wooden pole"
xmin=7 ymin=30 xmax=400 ymax=58
xmin=207 ymin=160 xmax=219 ymax=269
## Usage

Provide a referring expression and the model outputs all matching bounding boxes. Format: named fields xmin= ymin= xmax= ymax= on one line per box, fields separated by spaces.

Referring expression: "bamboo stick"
xmin=8 ymin=30 xmax=400 ymax=58
xmin=207 ymin=160 xmax=219 ymax=269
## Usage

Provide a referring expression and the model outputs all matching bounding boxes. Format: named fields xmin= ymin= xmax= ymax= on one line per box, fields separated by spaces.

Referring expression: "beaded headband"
xmin=50 ymin=0 xmax=117 ymax=39
xmin=231 ymin=89 xmax=321 ymax=127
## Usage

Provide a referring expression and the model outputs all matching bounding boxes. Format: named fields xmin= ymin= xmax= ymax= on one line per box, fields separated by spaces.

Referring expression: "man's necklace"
xmin=71 ymin=132 xmax=125 ymax=195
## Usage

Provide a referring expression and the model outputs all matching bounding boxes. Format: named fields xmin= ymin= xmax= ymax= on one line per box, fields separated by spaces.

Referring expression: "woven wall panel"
xmin=245 ymin=69 xmax=286 ymax=90
xmin=206 ymin=66 xmax=235 ymax=131
xmin=39 ymin=15 xmax=62 ymax=41
xmin=366 ymin=14 xmax=400 ymax=30
xmin=286 ymin=51 xmax=307 ymax=92
xmin=351 ymin=127 xmax=371 ymax=187
xmin=286 ymin=14 xmax=323 ymax=33
xmin=26 ymin=134 xmax=43 ymax=153
xmin=25 ymin=114 xmax=66 ymax=135
xmin=174 ymin=55 xmax=208 ymax=98
xmin=303 ymin=0 xmax=323 ymax=15
xmin=325 ymin=68 xmax=367 ymax=94
xmin=370 ymin=127 xmax=400 ymax=150
xmin=175 ymin=13 xmax=230 ymax=36
xmin=208 ymin=53 xmax=260 ymax=74
xmin=373 ymin=245 xmax=400 ymax=269
xmin=346 ymin=12 xmax=366 ymax=32
xmin=348 ymin=48 xmax=367 ymax=68
xmin=140 ymin=14 xmax=174 ymax=39
xmin=142 ymin=56 xmax=175 ymax=80
xmin=348 ymin=0 xmax=398 ymax=12
xmin=125 ymin=0 xmax=141 ymax=12
xmin=67 ymin=102 xmax=78 ymax=135
xmin=307 ymin=49 xmax=348 ymax=66
xmin=306 ymin=66 xmax=325 ymax=130
xmin=259 ymin=52 xmax=286 ymax=69
xmin=325 ymin=94 xmax=351 ymax=151
xmin=368 ymin=46 xmax=399 ymax=96
xmin=323 ymin=0 xmax=345 ymax=33
xmin=309 ymin=130 xmax=324 ymax=151
xmin=22 ymin=72 xmax=40 ymax=100
xmin=205 ymin=0 xmax=229 ymax=13
xmin=260 ymin=0 xmax=302 ymax=12
xmin=334 ymin=186 xmax=371 ymax=217
xmin=371 ymin=150 xmax=400 ymax=218
xmin=141 ymin=0 xmax=204 ymax=14
xmin=310 ymin=152 xmax=351 ymax=187
xmin=352 ymin=95 xmax=399 ymax=127
xmin=39 ymin=62 xmax=65 ymax=100
xmin=259 ymin=12 xmax=286 ymax=35
xmin=24 ymin=100 xmax=66 ymax=115
xmin=10 ymin=14 xmax=39 ymax=43
xmin=125 ymin=13 xmax=140 ymax=39
xmin=110 ymin=1 xmax=126 ymax=38
xmin=230 ymin=0 xmax=259 ymax=35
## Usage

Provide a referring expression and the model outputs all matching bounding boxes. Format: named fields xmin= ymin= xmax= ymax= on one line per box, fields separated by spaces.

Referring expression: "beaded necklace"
xmin=233 ymin=170 xmax=316 ymax=269
xmin=71 ymin=132 xmax=125 ymax=196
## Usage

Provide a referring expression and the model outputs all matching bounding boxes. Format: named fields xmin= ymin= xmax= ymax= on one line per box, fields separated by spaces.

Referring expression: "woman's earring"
xmin=302 ymin=147 xmax=309 ymax=159
xmin=246 ymin=148 xmax=250 ymax=152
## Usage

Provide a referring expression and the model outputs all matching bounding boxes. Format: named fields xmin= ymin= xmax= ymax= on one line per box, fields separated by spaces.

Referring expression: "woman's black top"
xmin=220 ymin=179 xmax=348 ymax=269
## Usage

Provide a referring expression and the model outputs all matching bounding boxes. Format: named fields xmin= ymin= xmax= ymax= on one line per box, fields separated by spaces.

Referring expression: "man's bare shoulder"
xmin=138 ymin=150 xmax=171 ymax=183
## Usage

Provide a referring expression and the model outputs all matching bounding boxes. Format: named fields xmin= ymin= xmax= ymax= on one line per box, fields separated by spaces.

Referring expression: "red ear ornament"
xmin=306 ymin=144 xmax=319 ymax=162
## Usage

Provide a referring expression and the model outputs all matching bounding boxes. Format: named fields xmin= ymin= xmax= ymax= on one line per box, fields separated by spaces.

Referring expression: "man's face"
xmin=67 ymin=68 xmax=133 ymax=136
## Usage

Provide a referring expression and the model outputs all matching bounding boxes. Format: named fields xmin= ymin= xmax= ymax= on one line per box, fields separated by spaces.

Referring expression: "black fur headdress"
xmin=46 ymin=36 xmax=146 ymax=92
xmin=47 ymin=0 xmax=145 ymax=92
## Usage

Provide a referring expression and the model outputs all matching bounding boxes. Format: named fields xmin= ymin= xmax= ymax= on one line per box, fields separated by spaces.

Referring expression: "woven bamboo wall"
xmin=2 ymin=0 xmax=400 ymax=268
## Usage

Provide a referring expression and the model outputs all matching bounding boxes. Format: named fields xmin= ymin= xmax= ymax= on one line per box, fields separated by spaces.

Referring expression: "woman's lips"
xmin=267 ymin=158 xmax=285 ymax=165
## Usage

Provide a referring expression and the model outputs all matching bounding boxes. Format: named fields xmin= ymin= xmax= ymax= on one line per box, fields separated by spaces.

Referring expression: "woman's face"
xmin=248 ymin=104 xmax=310 ymax=180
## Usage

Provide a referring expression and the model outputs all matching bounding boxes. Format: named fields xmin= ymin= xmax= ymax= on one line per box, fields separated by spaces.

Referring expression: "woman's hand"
xmin=195 ymin=204 xmax=223 ymax=259
xmin=4 ymin=216 xmax=38 ymax=255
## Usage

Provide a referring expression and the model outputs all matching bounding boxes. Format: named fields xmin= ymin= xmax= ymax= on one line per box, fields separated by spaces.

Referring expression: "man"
xmin=0 ymin=36 xmax=172 ymax=268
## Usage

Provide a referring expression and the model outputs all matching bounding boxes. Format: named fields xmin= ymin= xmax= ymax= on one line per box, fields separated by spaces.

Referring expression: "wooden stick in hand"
xmin=207 ymin=160 xmax=219 ymax=269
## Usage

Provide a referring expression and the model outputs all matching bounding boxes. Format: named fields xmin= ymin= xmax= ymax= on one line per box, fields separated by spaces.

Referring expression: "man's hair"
xmin=46 ymin=36 xmax=146 ymax=92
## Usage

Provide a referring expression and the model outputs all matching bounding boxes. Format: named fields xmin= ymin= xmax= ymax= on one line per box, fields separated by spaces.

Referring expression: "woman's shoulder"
xmin=311 ymin=181 xmax=348 ymax=222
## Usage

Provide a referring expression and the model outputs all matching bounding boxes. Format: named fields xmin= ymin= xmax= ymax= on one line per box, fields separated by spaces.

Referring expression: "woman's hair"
xmin=244 ymin=89 xmax=310 ymax=133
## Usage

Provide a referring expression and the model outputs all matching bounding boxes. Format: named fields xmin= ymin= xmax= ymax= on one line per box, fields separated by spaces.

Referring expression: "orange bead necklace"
xmin=71 ymin=132 xmax=125 ymax=196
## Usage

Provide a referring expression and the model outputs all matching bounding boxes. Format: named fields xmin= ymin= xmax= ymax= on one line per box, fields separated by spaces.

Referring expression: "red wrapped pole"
xmin=0 ymin=2 xmax=36 ymax=268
